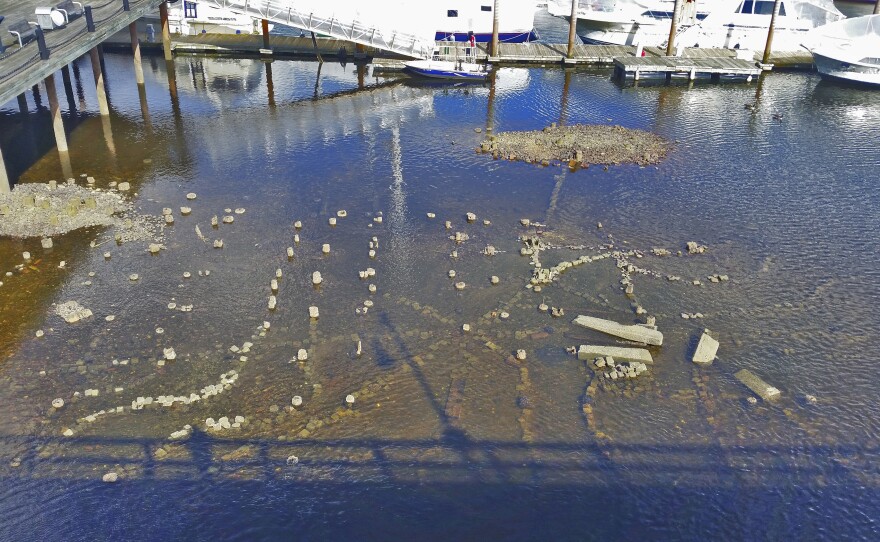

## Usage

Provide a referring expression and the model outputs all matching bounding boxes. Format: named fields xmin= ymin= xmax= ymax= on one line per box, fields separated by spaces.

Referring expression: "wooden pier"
xmin=613 ymin=55 xmax=763 ymax=81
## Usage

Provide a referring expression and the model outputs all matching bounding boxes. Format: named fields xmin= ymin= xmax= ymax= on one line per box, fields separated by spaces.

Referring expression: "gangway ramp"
xmin=202 ymin=0 xmax=435 ymax=59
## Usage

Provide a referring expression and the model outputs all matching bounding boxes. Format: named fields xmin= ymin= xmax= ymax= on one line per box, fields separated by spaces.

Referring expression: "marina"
xmin=0 ymin=1 xmax=879 ymax=540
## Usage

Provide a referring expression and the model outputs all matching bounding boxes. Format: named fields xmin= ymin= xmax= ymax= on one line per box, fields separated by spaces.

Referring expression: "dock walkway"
xmin=0 ymin=0 xmax=162 ymax=107
xmin=111 ymin=33 xmax=813 ymax=72
xmin=613 ymin=55 xmax=763 ymax=81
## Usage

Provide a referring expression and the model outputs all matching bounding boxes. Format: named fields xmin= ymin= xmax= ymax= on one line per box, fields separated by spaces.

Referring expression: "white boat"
xmin=145 ymin=1 xmax=271 ymax=35
xmin=548 ymin=0 xmax=844 ymax=52
xmin=404 ymin=59 xmax=489 ymax=80
xmin=806 ymin=14 xmax=880 ymax=86
xmin=431 ymin=0 xmax=539 ymax=42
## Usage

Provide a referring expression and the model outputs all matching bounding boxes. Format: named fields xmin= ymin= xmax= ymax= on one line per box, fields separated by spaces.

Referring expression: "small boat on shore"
xmin=806 ymin=14 xmax=880 ymax=86
xmin=403 ymin=59 xmax=489 ymax=80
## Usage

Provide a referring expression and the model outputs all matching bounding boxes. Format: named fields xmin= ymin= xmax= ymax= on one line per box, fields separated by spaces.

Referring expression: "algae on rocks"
xmin=478 ymin=124 xmax=671 ymax=167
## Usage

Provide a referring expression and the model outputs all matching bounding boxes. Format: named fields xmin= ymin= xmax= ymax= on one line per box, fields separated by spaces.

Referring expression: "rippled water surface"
xmin=0 ymin=43 xmax=879 ymax=541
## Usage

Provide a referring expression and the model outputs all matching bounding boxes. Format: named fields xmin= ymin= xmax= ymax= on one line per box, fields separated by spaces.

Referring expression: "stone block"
xmin=692 ymin=332 xmax=719 ymax=365
xmin=572 ymin=315 xmax=664 ymax=346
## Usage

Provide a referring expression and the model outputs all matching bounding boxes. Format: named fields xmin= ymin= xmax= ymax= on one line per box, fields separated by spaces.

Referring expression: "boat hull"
xmin=403 ymin=60 xmax=488 ymax=81
xmin=404 ymin=66 xmax=488 ymax=81
xmin=812 ymin=51 xmax=880 ymax=87
xmin=434 ymin=30 xmax=538 ymax=43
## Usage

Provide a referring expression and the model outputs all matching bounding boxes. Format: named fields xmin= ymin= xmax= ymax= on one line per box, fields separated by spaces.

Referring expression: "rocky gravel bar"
xmin=478 ymin=124 xmax=671 ymax=167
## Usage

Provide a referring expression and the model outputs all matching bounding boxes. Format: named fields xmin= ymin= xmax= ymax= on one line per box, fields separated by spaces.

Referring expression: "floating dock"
xmin=613 ymin=55 xmax=763 ymax=81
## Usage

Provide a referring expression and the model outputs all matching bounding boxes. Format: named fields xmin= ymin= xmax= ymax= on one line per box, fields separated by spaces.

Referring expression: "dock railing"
xmin=0 ymin=0 xmax=156 ymax=85
xmin=202 ymin=0 xmax=435 ymax=59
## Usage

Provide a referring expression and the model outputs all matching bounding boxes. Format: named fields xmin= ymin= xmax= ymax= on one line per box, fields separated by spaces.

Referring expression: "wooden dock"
xmin=0 ymin=0 xmax=163 ymax=108
xmin=613 ymin=55 xmax=763 ymax=81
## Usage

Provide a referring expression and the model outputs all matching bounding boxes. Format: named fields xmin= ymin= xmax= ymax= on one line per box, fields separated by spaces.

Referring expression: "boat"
xmin=144 ymin=1 xmax=272 ymax=35
xmin=432 ymin=0 xmax=539 ymax=42
xmin=403 ymin=59 xmax=489 ymax=81
xmin=547 ymin=0 xmax=845 ymax=52
xmin=805 ymin=14 xmax=880 ymax=86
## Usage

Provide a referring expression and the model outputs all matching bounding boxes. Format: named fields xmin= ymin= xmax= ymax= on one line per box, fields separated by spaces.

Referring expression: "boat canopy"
xmin=804 ymin=14 xmax=880 ymax=54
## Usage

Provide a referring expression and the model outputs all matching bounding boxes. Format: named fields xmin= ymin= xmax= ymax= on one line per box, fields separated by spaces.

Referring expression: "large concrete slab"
xmin=692 ymin=332 xmax=719 ymax=365
xmin=577 ymin=345 xmax=654 ymax=364
xmin=572 ymin=315 xmax=664 ymax=346
xmin=734 ymin=369 xmax=781 ymax=401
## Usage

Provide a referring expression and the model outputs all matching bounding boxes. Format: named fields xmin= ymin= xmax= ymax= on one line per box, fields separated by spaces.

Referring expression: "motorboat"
xmin=548 ymin=0 xmax=711 ymax=45
xmin=144 ymin=1 xmax=271 ymax=35
xmin=404 ymin=59 xmax=489 ymax=80
xmin=548 ymin=0 xmax=845 ymax=52
xmin=806 ymin=14 xmax=880 ymax=86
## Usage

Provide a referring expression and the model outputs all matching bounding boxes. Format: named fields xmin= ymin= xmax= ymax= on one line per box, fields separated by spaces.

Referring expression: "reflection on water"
xmin=0 ymin=52 xmax=879 ymax=540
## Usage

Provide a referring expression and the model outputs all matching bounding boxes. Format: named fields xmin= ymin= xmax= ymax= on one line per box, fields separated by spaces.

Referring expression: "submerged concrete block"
xmin=734 ymin=369 xmax=781 ymax=401
xmin=577 ymin=345 xmax=653 ymax=364
xmin=572 ymin=315 xmax=664 ymax=346
xmin=692 ymin=332 xmax=719 ymax=365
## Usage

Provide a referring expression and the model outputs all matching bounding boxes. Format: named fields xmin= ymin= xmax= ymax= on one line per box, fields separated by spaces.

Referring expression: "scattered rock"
xmin=686 ymin=241 xmax=707 ymax=254
xmin=577 ymin=345 xmax=653 ymax=364
xmin=102 ymin=472 xmax=119 ymax=483
xmin=55 ymin=301 xmax=93 ymax=323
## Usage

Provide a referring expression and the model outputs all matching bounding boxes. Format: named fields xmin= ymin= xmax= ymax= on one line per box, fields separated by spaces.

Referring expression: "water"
xmin=1 ymin=29 xmax=880 ymax=542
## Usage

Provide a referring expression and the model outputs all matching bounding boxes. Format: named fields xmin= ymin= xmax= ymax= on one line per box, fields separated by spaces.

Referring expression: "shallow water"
xmin=0 ymin=46 xmax=879 ymax=541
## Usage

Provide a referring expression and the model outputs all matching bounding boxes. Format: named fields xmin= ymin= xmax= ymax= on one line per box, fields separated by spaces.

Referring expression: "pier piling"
xmin=89 ymin=48 xmax=111 ymax=116
xmin=130 ymin=22 xmax=145 ymax=86
xmin=491 ymin=0 xmax=500 ymax=57
xmin=566 ymin=0 xmax=578 ymax=59
xmin=0 ymin=146 xmax=10 ymax=193
xmin=762 ymin=0 xmax=783 ymax=64
xmin=262 ymin=19 xmax=271 ymax=50
xmin=17 ymin=94 xmax=28 ymax=115
xmin=874 ymin=0 xmax=879 ymax=16
xmin=61 ymin=65 xmax=77 ymax=114
xmin=44 ymin=73 xmax=69 ymax=153
xmin=160 ymin=2 xmax=173 ymax=61
xmin=666 ymin=0 xmax=684 ymax=56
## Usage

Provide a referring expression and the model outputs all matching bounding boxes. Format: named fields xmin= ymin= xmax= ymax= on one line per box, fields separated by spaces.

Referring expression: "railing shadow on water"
xmin=1 ymin=431 xmax=878 ymax=539
xmin=2 ymin=430 xmax=874 ymax=484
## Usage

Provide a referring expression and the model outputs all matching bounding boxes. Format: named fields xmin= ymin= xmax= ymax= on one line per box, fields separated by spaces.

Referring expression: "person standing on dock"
xmin=466 ymin=31 xmax=476 ymax=61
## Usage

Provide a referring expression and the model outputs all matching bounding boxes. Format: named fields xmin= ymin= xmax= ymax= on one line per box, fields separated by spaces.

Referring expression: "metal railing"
xmin=203 ymin=0 xmax=434 ymax=59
